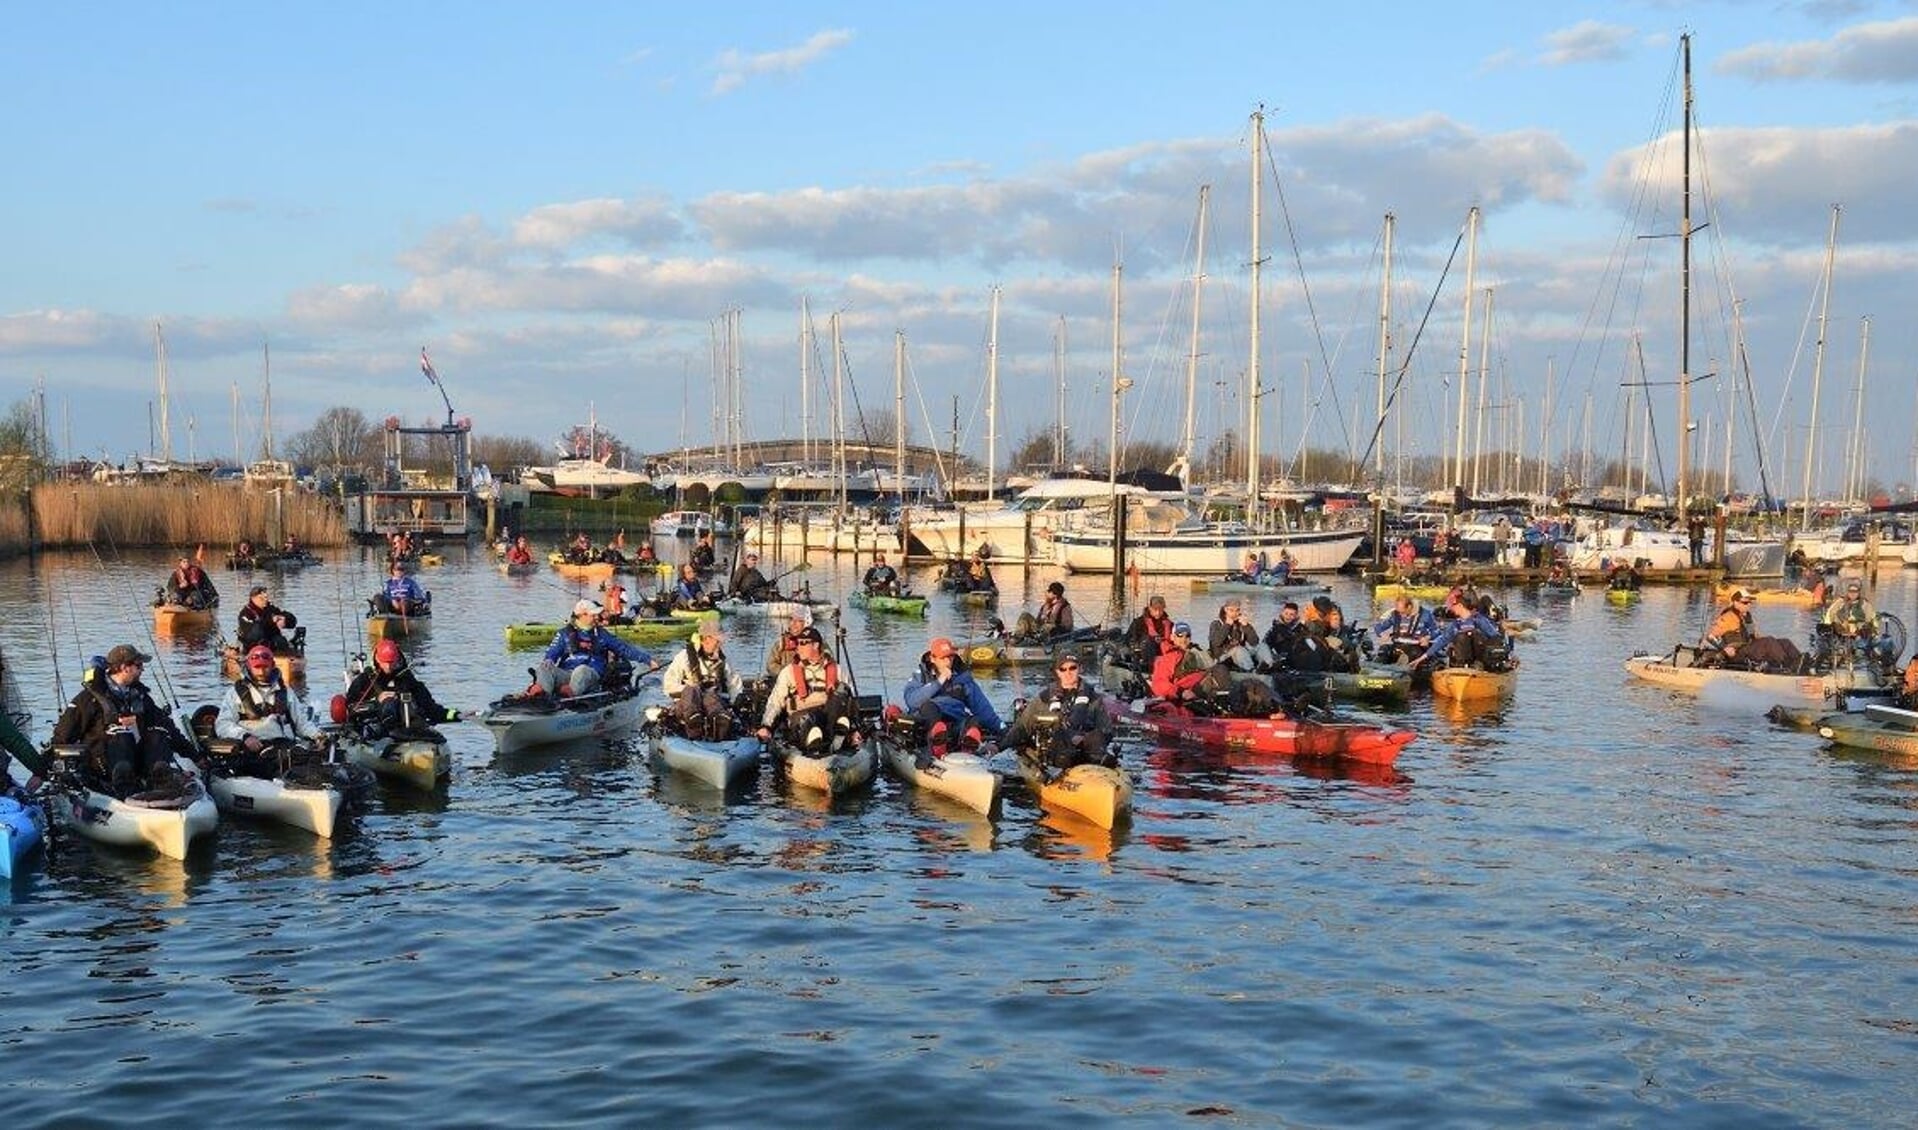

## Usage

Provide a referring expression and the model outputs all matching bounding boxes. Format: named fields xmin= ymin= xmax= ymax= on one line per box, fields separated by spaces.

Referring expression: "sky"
xmin=3 ymin=1 xmax=1916 ymax=499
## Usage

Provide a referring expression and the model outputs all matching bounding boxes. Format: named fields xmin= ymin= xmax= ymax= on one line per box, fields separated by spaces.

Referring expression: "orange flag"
xmin=195 ymin=543 xmax=206 ymax=564
xmin=614 ymin=529 xmax=626 ymax=550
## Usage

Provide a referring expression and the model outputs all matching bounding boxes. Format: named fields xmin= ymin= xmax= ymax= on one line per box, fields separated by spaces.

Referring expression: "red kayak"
xmin=1124 ymin=701 xmax=1414 ymax=766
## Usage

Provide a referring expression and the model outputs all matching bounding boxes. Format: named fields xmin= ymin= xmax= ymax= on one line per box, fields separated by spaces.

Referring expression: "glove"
xmin=445 ymin=709 xmax=460 ymax=722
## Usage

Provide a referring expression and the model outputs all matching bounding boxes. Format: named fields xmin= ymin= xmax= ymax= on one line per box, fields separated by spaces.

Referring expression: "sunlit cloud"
xmin=711 ymin=28 xmax=853 ymax=95
xmin=1539 ymin=20 xmax=1637 ymax=66
xmin=1717 ymin=17 xmax=1918 ymax=82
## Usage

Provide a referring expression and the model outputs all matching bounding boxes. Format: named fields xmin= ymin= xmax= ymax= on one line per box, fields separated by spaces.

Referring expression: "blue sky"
xmin=4 ymin=2 xmax=1916 ymax=497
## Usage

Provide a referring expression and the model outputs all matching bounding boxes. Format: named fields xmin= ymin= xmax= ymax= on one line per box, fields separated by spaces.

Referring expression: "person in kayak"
xmin=1410 ymin=592 xmax=1510 ymax=672
xmin=215 ymin=643 xmax=327 ymax=763
xmin=1208 ymin=600 xmax=1271 ymax=672
xmin=764 ymin=610 xmax=830 ymax=676
xmin=534 ymin=600 xmax=654 ymax=699
xmin=1263 ymin=601 xmax=1305 ymax=661
xmin=757 ymin=626 xmax=861 ymax=754
xmin=51 ymin=644 xmax=192 ymax=795
xmin=964 ymin=548 xmax=996 ymax=593
xmin=1371 ymin=596 xmax=1439 ymax=663
xmin=1149 ymin=623 xmax=1210 ymax=705
xmin=1035 ymin=581 xmax=1075 ymax=637
xmin=375 ymin=560 xmax=429 ymax=616
xmin=237 ymin=584 xmax=300 ymax=654
xmin=673 ymin=563 xmax=712 ymax=611
xmin=862 ymin=552 xmax=900 ymax=596
xmin=504 ymin=535 xmax=536 ymax=567
xmin=342 ymin=640 xmax=457 ymax=737
xmin=662 ymin=620 xmax=745 ymax=741
xmin=1122 ymin=594 xmax=1175 ymax=669
xmin=690 ymin=530 xmax=717 ymax=573
xmin=1822 ymin=580 xmax=1886 ymax=662
xmin=163 ymin=554 xmax=218 ymax=610
xmin=600 ymin=580 xmax=632 ymax=624
xmin=1704 ymin=588 xmax=1803 ymax=672
xmin=727 ymin=552 xmax=774 ymax=602
xmin=901 ymin=636 xmax=1002 ymax=756
xmin=1001 ymin=651 xmax=1114 ymax=770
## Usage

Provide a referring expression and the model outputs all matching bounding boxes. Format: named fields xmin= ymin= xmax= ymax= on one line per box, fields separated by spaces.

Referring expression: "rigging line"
xmin=86 ymin=535 xmax=183 ymax=715
xmin=1262 ymin=126 xmax=1351 ymax=467
xmin=1356 ymin=225 xmax=1467 ymax=476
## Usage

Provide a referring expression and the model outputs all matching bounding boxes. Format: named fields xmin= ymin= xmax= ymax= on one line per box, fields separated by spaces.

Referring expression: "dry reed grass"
xmin=27 ymin=483 xmax=346 ymax=551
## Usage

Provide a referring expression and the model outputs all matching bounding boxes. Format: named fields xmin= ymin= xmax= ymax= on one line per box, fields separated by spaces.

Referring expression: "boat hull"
xmin=1053 ymin=528 xmax=1364 ymax=575
xmin=1430 ymin=665 xmax=1517 ymax=701
xmin=482 ymin=689 xmax=646 ymax=755
xmin=1127 ymin=703 xmax=1413 ymax=765
xmin=848 ymin=591 xmax=930 ymax=616
xmin=366 ymin=612 xmax=432 ymax=639
xmin=1189 ymin=578 xmax=1332 ymax=598
xmin=54 ymin=777 xmax=219 ymax=860
xmin=1817 ymin=715 xmax=1918 ymax=757
xmin=339 ymin=731 xmax=451 ymax=791
xmin=1624 ymin=650 xmax=1883 ymax=702
xmin=1013 ymin=755 xmax=1132 ymax=830
xmin=715 ymin=597 xmax=838 ymax=621
xmin=154 ymin=602 xmax=217 ymax=633
xmin=208 ymin=772 xmax=342 ymax=838
xmin=1 ymin=794 xmax=49 ymax=878
xmin=777 ymin=740 xmax=877 ymax=796
xmin=650 ymin=730 xmax=762 ymax=789
xmin=877 ymin=737 xmax=1001 ymax=816
xmin=505 ymin=618 xmax=698 ymax=650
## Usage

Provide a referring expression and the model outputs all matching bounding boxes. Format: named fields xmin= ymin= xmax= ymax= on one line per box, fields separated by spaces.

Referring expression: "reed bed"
xmin=28 ymin=483 xmax=347 ymax=550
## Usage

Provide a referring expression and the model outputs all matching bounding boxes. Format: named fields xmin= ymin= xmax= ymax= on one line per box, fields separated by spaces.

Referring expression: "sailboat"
xmin=1623 ymin=36 xmax=1885 ymax=702
xmin=524 ymin=403 xmax=652 ymax=496
xmin=1050 ymin=110 xmax=1365 ymax=575
xmin=244 ymin=343 xmax=296 ymax=491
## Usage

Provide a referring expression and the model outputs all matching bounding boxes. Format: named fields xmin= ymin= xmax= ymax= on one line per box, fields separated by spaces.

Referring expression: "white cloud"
xmin=1717 ymin=17 xmax=1918 ymax=82
xmin=711 ymin=28 xmax=853 ymax=95
xmin=511 ymin=196 xmax=685 ymax=251
xmin=1539 ymin=20 xmax=1637 ymax=66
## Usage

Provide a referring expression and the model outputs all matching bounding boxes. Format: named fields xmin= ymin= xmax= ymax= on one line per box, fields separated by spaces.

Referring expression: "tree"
xmin=286 ymin=407 xmax=382 ymax=473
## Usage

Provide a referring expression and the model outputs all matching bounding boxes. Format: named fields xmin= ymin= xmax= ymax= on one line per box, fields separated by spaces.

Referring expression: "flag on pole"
xmin=420 ymin=348 xmax=442 ymax=388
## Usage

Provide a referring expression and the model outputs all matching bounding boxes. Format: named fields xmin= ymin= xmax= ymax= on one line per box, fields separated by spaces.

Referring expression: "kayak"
xmin=549 ymin=554 xmax=616 ymax=581
xmin=335 ymin=726 xmax=451 ymax=792
xmin=1623 ymin=647 xmax=1884 ymax=703
xmin=366 ymin=609 xmax=432 ymax=639
xmin=201 ymin=761 xmax=345 ymax=839
xmin=45 ymin=749 xmax=218 ymax=860
xmin=1125 ymin=701 xmax=1414 ymax=766
xmin=1818 ymin=704 xmax=1918 ymax=757
xmin=504 ymin=617 xmax=702 ymax=651
xmin=715 ymin=596 xmax=838 ymax=620
xmin=1605 ymin=588 xmax=1641 ymax=605
xmin=154 ymin=602 xmax=217 ymax=633
xmin=1430 ymin=664 xmax=1518 ymax=701
xmin=498 ymin=559 xmax=539 ymax=577
xmin=480 ymin=683 xmax=648 ymax=755
xmin=848 ymin=590 xmax=930 ymax=616
xmin=962 ymin=627 xmax=1108 ymax=670
xmin=1011 ymin=751 xmax=1132 ymax=830
xmin=773 ymin=736 xmax=877 ymax=796
xmin=875 ymin=734 xmax=1001 ymax=817
xmin=648 ymin=724 xmax=762 ymax=790
xmin=1189 ymin=578 xmax=1331 ymax=598
xmin=418 ymin=552 xmax=444 ymax=567
xmin=1372 ymin=581 xmax=1455 ymax=601
xmin=1714 ymin=582 xmax=1819 ymax=606
xmin=1 ymin=792 xmax=49 ymax=879
xmin=955 ymin=589 xmax=999 ymax=607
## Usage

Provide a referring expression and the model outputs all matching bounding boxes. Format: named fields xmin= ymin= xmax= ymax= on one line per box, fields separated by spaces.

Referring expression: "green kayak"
xmin=849 ymin=590 xmax=929 ymax=616
xmin=504 ymin=615 xmax=709 ymax=651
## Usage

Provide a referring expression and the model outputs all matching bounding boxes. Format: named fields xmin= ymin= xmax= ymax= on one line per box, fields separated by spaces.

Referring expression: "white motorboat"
xmin=1051 ymin=506 xmax=1364 ymax=575
xmin=907 ymin=478 xmax=1181 ymax=563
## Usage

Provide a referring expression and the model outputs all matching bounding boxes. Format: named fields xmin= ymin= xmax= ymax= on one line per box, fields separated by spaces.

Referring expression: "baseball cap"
xmin=1054 ymin=650 xmax=1083 ymax=669
xmin=1172 ymin=622 xmax=1192 ymax=637
xmin=928 ymin=637 xmax=956 ymax=658
xmin=794 ymin=626 xmax=824 ymax=645
xmin=105 ymin=644 xmax=151 ymax=668
xmin=1730 ymin=587 xmax=1754 ymax=601
xmin=696 ymin=619 xmax=723 ymax=639
xmin=374 ymin=639 xmax=401 ymax=664
xmin=573 ymin=599 xmax=602 ymax=618
xmin=249 ymin=584 xmax=269 ymax=597
xmin=1846 ymin=581 xmax=1863 ymax=593
xmin=245 ymin=644 xmax=277 ymax=667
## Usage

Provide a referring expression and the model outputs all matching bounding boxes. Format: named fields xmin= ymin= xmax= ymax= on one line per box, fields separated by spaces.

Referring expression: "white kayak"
xmin=204 ymin=767 xmax=343 ymax=839
xmin=480 ymin=685 xmax=647 ymax=755
xmin=775 ymin=737 xmax=877 ymax=796
xmin=335 ymin=727 xmax=452 ymax=791
xmin=715 ymin=596 xmax=839 ymax=621
xmin=46 ymin=750 xmax=218 ymax=860
xmin=648 ymin=725 xmax=762 ymax=789
xmin=876 ymin=735 xmax=1001 ymax=817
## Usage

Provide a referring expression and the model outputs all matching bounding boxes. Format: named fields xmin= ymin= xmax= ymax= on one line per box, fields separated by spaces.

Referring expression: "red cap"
xmin=245 ymin=645 xmax=276 ymax=668
xmin=374 ymin=639 xmax=401 ymax=665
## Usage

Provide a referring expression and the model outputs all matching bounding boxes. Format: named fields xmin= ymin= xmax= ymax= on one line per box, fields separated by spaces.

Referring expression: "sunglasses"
xmin=1056 ymin=663 xmax=1080 ymax=672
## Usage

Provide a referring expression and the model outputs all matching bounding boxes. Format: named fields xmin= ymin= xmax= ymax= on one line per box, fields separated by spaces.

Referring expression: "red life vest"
xmin=788 ymin=659 xmax=839 ymax=698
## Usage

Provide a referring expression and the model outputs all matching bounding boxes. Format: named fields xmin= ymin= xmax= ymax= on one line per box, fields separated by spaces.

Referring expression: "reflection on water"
xmin=1 ymin=547 xmax=1916 ymax=1124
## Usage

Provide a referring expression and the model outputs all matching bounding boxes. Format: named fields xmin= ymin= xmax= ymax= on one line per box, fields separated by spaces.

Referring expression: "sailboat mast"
xmin=1452 ymin=207 xmax=1479 ymax=489
xmin=1472 ymin=287 xmax=1493 ymax=497
xmin=1676 ymin=33 xmax=1694 ymax=516
xmin=1053 ymin=316 xmax=1068 ymax=467
xmin=1848 ymin=316 xmax=1871 ymax=503
xmin=987 ymin=286 xmax=1000 ymax=503
xmin=1108 ymin=260 xmax=1124 ymax=489
xmin=831 ymin=312 xmax=846 ymax=511
xmin=261 ymin=341 xmax=274 ymax=461
xmin=1181 ymin=185 xmax=1210 ymax=490
xmin=1801 ymin=204 xmax=1840 ymax=529
xmin=800 ymin=297 xmax=812 ymax=468
xmin=1375 ymin=213 xmax=1394 ymax=483
xmin=894 ymin=329 xmax=907 ymax=502
xmin=1247 ymin=109 xmax=1265 ymax=508
xmin=155 ymin=323 xmax=172 ymax=464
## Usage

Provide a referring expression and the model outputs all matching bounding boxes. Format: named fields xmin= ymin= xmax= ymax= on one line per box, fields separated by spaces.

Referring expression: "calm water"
xmin=3 ymin=544 xmax=1915 ymax=1127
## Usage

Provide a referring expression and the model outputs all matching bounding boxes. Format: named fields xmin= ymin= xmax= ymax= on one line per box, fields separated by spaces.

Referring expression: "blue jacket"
xmin=1415 ymin=611 xmax=1504 ymax=666
xmin=902 ymin=659 xmax=1003 ymax=731
xmin=1371 ymin=605 xmax=1439 ymax=644
xmin=384 ymin=575 xmax=426 ymax=603
xmin=543 ymin=625 xmax=653 ymax=675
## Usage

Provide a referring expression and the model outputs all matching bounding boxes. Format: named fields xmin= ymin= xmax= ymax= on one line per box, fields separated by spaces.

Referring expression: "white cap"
xmin=573 ymin=599 xmax=602 ymax=617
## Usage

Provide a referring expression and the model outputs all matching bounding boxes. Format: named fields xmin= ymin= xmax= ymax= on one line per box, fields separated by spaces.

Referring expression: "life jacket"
xmin=232 ymin=674 xmax=293 ymax=722
xmin=787 ymin=659 xmax=838 ymax=700
xmin=683 ymin=642 xmax=731 ymax=691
